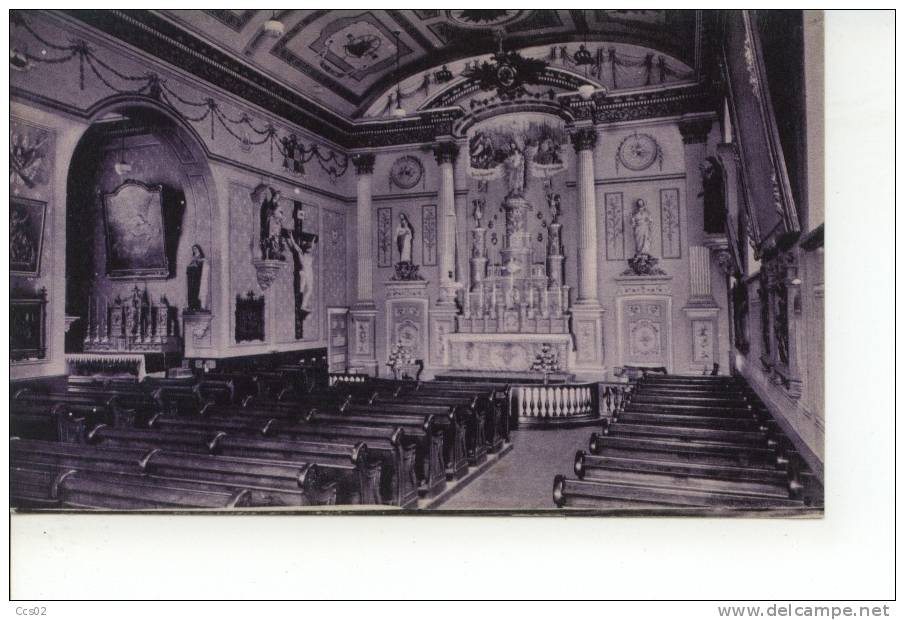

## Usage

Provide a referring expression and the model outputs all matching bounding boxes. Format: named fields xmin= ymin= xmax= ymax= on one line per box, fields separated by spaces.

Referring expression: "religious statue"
xmin=472 ymin=198 xmax=485 ymax=228
xmin=547 ymin=192 xmax=562 ymax=224
xmin=631 ymin=199 xmax=653 ymax=256
xmin=396 ymin=213 xmax=415 ymax=264
xmin=700 ymin=156 xmax=727 ymax=234
xmin=503 ymin=140 xmax=526 ymax=197
xmin=258 ymin=187 xmax=286 ymax=260
xmin=286 ymin=233 xmax=316 ymax=318
xmin=186 ymin=244 xmax=210 ymax=312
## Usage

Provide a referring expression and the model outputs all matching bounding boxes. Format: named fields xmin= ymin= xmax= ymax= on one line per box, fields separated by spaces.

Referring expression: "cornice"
xmin=52 ymin=10 xmax=719 ymax=150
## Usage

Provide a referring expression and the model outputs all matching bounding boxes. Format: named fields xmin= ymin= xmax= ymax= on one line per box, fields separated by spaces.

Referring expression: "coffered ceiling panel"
xmin=154 ymin=9 xmax=703 ymax=119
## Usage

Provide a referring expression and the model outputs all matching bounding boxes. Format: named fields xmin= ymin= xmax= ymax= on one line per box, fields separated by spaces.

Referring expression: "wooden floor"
xmin=435 ymin=427 xmax=588 ymax=511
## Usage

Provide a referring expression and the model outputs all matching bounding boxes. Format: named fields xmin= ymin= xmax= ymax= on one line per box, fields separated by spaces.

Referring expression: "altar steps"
xmin=553 ymin=374 xmax=823 ymax=512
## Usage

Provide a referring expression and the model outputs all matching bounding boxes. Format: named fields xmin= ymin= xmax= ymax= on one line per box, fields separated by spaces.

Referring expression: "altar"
xmin=446 ymin=190 xmax=578 ymax=373
xmin=447 ymin=332 xmax=572 ymax=374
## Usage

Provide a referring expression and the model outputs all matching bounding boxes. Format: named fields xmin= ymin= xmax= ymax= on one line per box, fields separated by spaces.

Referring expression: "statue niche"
xmin=700 ymin=156 xmax=728 ymax=235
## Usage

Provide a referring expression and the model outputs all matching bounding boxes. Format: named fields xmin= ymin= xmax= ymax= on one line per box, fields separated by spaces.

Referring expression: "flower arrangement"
xmin=387 ymin=342 xmax=416 ymax=378
xmin=530 ymin=343 xmax=561 ymax=374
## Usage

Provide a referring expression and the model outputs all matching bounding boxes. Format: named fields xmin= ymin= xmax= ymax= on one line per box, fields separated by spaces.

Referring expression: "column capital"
xmin=678 ymin=117 xmax=712 ymax=145
xmin=433 ymin=142 xmax=460 ymax=166
xmin=352 ymin=153 xmax=376 ymax=175
xmin=570 ymin=127 xmax=598 ymax=153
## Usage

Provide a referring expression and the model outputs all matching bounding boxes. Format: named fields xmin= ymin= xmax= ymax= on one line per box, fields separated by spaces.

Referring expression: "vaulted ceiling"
xmin=153 ymin=9 xmax=702 ymax=119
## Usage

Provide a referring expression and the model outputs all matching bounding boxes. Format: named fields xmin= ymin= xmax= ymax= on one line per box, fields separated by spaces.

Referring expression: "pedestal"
xmin=183 ymin=311 xmax=214 ymax=356
xmin=385 ymin=280 xmax=429 ymax=378
xmin=349 ymin=306 xmax=378 ymax=376
xmin=682 ymin=306 xmax=721 ymax=373
xmin=570 ymin=304 xmax=607 ymax=375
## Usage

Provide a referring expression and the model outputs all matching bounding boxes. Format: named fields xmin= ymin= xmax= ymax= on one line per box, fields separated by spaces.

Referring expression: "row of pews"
xmin=10 ymin=370 xmax=511 ymax=510
xmin=552 ymin=374 xmax=824 ymax=514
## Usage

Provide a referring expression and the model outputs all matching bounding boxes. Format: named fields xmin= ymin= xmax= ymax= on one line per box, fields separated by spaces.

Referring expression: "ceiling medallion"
xmin=446 ymin=10 xmax=528 ymax=29
xmin=462 ymin=33 xmax=548 ymax=100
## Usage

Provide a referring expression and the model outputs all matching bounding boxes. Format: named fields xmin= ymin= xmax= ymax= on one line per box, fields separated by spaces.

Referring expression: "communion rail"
xmin=511 ymin=381 xmax=633 ymax=428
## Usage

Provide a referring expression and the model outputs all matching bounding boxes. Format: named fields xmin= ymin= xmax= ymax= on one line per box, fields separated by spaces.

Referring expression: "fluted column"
xmin=434 ymin=142 xmax=460 ymax=306
xmin=350 ymin=153 xmax=378 ymax=376
xmin=568 ymin=126 xmax=607 ymax=376
xmin=571 ymin=127 xmax=600 ymax=305
xmin=352 ymin=153 xmax=376 ymax=307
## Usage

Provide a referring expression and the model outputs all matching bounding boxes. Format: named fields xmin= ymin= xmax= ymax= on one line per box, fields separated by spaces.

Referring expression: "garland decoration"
xmin=11 ymin=11 xmax=349 ymax=182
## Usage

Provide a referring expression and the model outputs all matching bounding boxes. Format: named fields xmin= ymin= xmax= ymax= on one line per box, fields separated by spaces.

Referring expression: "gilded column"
xmin=571 ymin=127 xmax=600 ymax=304
xmin=350 ymin=152 xmax=378 ymax=375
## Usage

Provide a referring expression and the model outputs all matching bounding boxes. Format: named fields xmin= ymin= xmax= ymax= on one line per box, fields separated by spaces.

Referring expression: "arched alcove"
xmin=64 ymin=102 xmax=218 ymax=370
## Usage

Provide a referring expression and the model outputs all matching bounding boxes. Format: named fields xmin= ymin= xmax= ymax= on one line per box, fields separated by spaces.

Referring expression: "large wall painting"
xmin=604 ymin=192 xmax=625 ymax=261
xmin=377 ymin=206 xmax=393 ymax=267
xmin=102 ymin=180 xmax=169 ymax=279
xmin=10 ymin=196 xmax=46 ymax=277
xmin=466 ymin=114 xmax=569 ymax=186
xmin=660 ymin=188 xmax=681 ymax=259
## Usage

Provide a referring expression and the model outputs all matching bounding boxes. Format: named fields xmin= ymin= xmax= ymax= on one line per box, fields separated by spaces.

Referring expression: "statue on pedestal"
xmin=392 ymin=213 xmax=423 ymax=281
xmin=631 ymin=198 xmax=653 ymax=257
xmin=472 ymin=198 xmax=485 ymax=228
xmin=186 ymin=244 xmax=210 ymax=312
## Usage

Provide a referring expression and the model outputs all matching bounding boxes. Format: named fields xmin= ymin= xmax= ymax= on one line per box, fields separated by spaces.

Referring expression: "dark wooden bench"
xmin=11 ymin=466 xmax=254 ymax=510
xmin=308 ymin=409 xmax=447 ymax=496
xmin=552 ymin=474 xmax=807 ymax=510
xmin=10 ymin=438 xmax=333 ymax=507
xmin=341 ymin=402 xmax=470 ymax=480
xmin=147 ymin=414 xmax=416 ymax=508
xmin=85 ymin=425 xmax=380 ymax=505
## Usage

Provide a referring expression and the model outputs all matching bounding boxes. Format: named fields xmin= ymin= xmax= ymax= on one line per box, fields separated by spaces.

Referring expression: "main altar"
xmin=447 ymin=192 xmax=575 ymax=373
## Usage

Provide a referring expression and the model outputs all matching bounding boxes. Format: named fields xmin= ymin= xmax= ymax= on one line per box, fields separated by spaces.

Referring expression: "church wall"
xmin=367 ymin=146 xmax=441 ymax=376
xmin=209 ymin=163 xmax=352 ymax=362
xmin=10 ymin=12 xmax=358 ymax=375
xmin=591 ymin=119 xmax=730 ymax=375
xmin=11 ymin=103 xmax=89 ymax=381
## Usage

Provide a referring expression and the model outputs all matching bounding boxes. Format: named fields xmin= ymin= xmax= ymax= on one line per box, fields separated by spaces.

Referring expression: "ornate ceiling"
xmin=153 ymin=9 xmax=702 ymax=118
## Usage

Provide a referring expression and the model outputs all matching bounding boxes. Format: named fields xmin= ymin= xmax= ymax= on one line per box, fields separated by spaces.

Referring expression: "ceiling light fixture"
xmin=391 ymin=30 xmax=407 ymax=118
xmin=263 ymin=11 xmax=285 ymax=38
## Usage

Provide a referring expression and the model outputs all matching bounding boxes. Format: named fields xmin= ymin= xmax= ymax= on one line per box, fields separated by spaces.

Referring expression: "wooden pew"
xmin=85 ymin=425 xmax=381 ymax=505
xmin=201 ymin=372 xmax=259 ymax=403
xmin=14 ymin=390 xmax=123 ymax=431
xmin=373 ymin=392 xmax=489 ymax=465
xmin=551 ymin=474 xmax=808 ymax=510
xmin=10 ymin=438 xmax=333 ymax=507
xmin=147 ymin=414 xmax=416 ymax=508
xmin=11 ymin=466 xmax=253 ymax=510
xmin=341 ymin=402 xmax=470 ymax=480
xmin=308 ymin=409 xmax=447 ymax=496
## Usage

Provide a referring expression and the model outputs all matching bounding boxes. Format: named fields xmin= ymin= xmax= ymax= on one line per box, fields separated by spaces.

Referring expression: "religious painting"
xmin=659 ymin=188 xmax=681 ymax=259
xmin=10 ymin=196 xmax=45 ymax=277
xmin=421 ymin=204 xmax=437 ymax=266
xmin=101 ymin=180 xmax=169 ymax=279
xmin=9 ymin=119 xmax=51 ymax=190
xmin=377 ymin=207 xmax=393 ymax=267
xmin=466 ymin=114 xmax=569 ymax=192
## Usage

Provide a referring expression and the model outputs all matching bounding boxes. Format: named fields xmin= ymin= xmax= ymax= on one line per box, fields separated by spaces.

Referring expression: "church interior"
xmin=9 ymin=9 xmax=825 ymax=514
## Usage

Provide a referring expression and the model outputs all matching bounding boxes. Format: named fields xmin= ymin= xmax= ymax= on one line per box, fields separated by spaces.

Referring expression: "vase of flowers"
xmin=387 ymin=342 xmax=417 ymax=380
xmin=530 ymin=343 xmax=561 ymax=385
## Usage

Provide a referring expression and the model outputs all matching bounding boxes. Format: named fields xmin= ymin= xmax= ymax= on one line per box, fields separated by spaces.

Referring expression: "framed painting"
xmin=10 ymin=196 xmax=46 ymax=277
xmin=102 ymin=180 xmax=169 ymax=279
